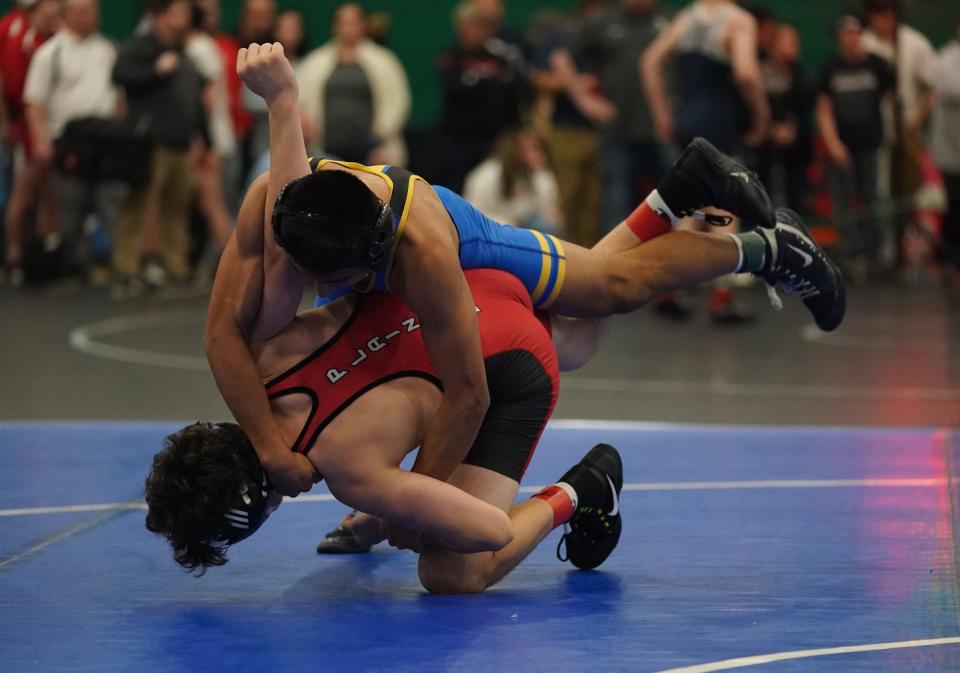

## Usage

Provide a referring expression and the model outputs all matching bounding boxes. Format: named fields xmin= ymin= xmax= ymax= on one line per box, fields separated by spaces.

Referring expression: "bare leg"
xmin=551 ymin=230 xmax=740 ymax=318
xmin=4 ymin=158 xmax=51 ymax=267
xmin=551 ymin=314 xmax=610 ymax=372
xmin=417 ymin=464 xmax=554 ymax=594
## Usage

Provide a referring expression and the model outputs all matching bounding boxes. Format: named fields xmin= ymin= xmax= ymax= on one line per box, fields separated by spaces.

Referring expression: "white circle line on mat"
xmin=0 ymin=477 xmax=945 ymax=517
xmin=652 ymin=636 xmax=960 ymax=673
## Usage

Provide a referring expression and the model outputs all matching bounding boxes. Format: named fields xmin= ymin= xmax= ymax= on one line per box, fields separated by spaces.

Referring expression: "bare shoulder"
xmin=308 ymin=380 xmax=432 ymax=481
xmin=728 ymin=6 xmax=757 ymax=31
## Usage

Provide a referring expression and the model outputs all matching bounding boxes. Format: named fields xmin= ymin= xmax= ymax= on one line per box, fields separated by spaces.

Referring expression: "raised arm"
xmin=205 ymin=175 xmax=317 ymax=496
xmin=235 ymin=43 xmax=311 ymax=266
xmin=390 ymin=194 xmax=490 ymax=484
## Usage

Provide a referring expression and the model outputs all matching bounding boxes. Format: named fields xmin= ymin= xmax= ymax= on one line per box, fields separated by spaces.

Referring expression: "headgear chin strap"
xmin=271 ymin=176 xmax=396 ymax=270
xmin=212 ymin=466 xmax=279 ymax=548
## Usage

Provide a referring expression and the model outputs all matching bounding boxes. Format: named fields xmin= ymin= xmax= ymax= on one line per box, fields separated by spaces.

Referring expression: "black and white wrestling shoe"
xmin=657 ymin=137 xmax=775 ymax=230
xmin=758 ymin=208 xmax=846 ymax=332
xmin=556 ymin=443 xmax=624 ymax=570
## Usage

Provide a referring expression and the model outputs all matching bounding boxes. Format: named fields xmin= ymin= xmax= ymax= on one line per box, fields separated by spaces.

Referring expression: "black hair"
xmin=863 ymin=0 xmax=902 ymax=17
xmin=144 ymin=422 xmax=258 ymax=575
xmin=143 ymin=0 xmax=185 ymax=15
xmin=274 ymin=170 xmax=383 ymax=273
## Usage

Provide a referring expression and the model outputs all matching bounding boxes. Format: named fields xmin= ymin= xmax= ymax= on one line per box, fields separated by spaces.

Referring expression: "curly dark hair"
xmin=144 ymin=422 xmax=258 ymax=575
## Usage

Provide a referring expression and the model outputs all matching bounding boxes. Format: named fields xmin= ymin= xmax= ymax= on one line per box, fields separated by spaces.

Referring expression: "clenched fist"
xmin=237 ymin=42 xmax=299 ymax=107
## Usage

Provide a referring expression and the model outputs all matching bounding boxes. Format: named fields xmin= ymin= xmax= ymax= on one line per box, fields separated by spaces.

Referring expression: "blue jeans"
xmin=599 ymin=138 xmax=667 ymax=234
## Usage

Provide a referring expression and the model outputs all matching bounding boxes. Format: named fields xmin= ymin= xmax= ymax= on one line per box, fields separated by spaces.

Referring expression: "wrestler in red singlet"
xmin=265 ymin=269 xmax=559 ymax=481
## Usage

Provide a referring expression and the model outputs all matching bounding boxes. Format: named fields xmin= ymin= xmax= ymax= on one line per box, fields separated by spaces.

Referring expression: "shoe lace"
xmin=690 ymin=210 xmax=734 ymax=226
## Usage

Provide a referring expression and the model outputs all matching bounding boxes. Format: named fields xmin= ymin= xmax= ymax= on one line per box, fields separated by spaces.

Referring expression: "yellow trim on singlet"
xmin=310 ymin=158 xmax=428 ymax=291
xmin=311 ymin=158 xmax=395 ymax=193
xmin=539 ymin=235 xmax=567 ymax=309
xmin=529 ymin=230 xmax=554 ymax=305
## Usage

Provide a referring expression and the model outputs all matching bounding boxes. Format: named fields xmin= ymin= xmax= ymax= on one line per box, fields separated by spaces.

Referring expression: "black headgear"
xmin=271 ymin=175 xmax=396 ymax=270
xmin=211 ymin=463 xmax=277 ymax=548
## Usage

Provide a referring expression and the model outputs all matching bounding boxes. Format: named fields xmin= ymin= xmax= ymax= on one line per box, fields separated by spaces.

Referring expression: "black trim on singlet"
xmin=382 ymin=165 xmax=415 ymax=217
xmin=295 ymin=371 xmax=443 ymax=454
xmin=264 ymin=297 xmax=366 ymax=390
xmin=266 ymin=386 xmax=319 ymax=455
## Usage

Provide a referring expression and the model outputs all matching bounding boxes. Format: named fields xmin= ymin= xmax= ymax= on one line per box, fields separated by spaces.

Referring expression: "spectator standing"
xmin=1 ymin=0 xmax=61 ymax=286
xmin=463 ymin=127 xmax=562 ymax=233
xmin=235 ymin=0 xmax=274 ymax=47
xmin=22 ymin=0 xmax=123 ymax=282
xmin=112 ymin=0 xmax=206 ymax=296
xmin=531 ymin=0 xmax=606 ymax=246
xmin=298 ymin=3 xmax=410 ymax=166
xmin=566 ymin=0 xmax=668 ymax=234
xmin=235 ymin=0 xmax=275 ymax=176
xmin=757 ymin=24 xmax=812 ymax=210
xmin=0 ymin=0 xmax=35 ymax=226
xmin=274 ymin=9 xmax=307 ymax=61
xmin=816 ymin=14 xmax=894 ymax=279
xmin=435 ymin=1 xmax=524 ymax=193
xmin=862 ymin=0 xmax=936 ymax=270
xmin=187 ymin=0 xmax=237 ymax=256
xmin=643 ymin=0 xmax=769 ymax=323
xmin=931 ymin=19 xmax=960 ymax=280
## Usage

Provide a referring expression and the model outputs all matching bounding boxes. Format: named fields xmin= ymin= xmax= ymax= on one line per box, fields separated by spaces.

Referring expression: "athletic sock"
xmin=626 ymin=189 xmax=678 ymax=241
xmin=532 ymin=482 xmax=578 ymax=529
xmin=728 ymin=231 xmax=769 ymax=273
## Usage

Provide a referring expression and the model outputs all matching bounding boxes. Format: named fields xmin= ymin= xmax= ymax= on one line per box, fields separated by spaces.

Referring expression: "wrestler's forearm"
xmin=205 ymin=318 xmax=289 ymax=466
xmin=411 ymin=396 xmax=487 ymax=481
xmin=264 ymin=97 xmax=310 ymax=230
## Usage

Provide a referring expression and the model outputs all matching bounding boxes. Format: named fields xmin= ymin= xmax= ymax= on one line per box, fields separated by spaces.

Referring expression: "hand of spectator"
xmin=770 ymin=121 xmax=797 ymax=147
xmin=33 ymin=139 xmax=54 ymax=166
xmin=576 ymin=93 xmax=617 ymax=126
xmin=827 ymin=140 xmax=851 ymax=168
xmin=237 ymin=42 xmax=299 ymax=108
xmin=262 ymin=449 xmax=320 ymax=497
xmin=385 ymin=521 xmax=422 ymax=552
xmin=653 ymin=113 xmax=673 ymax=144
xmin=155 ymin=51 xmax=180 ymax=76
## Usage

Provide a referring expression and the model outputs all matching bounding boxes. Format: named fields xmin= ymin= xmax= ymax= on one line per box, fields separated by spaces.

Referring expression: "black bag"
xmin=55 ymin=117 xmax=153 ymax=185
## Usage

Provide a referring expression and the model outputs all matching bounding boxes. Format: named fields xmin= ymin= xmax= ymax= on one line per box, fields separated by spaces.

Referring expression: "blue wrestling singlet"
xmin=309 ymin=158 xmax=567 ymax=309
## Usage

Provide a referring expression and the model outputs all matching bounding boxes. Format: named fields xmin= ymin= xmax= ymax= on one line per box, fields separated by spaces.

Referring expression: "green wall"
xmin=4 ymin=0 xmax=958 ymax=126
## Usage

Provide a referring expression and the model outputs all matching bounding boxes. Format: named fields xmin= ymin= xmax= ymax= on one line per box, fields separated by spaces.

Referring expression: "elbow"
xmin=484 ymin=509 xmax=514 ymax=551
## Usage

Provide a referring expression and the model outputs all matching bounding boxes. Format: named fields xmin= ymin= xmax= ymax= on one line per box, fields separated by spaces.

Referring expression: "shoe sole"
xmin=688 ymin=138 xmax=775 ymax=230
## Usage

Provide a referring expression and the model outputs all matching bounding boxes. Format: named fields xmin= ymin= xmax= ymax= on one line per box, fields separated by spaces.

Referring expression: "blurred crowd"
xmin=0 ymin=0 xmax=958 ymax=314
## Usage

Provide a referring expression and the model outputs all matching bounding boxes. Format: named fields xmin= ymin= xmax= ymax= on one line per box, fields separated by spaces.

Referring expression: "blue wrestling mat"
xmin=1 ymin=421 xmax=959 ymax=672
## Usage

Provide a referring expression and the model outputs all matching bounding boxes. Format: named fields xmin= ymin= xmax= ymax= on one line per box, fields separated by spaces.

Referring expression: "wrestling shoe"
xmin=555 ymin=443 xmax=623 ymax=570
xmin=657 ymin=137 xmax=775 ymax=230
xmin=758 ymin=208 xmax=846 ymax=332
xmin=316 ymin=512 xmax=373 ymax=554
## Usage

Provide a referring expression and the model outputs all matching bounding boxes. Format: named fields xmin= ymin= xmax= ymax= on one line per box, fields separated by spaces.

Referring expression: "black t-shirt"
xmin=570 ymin=7 xmax=665 ymax=141
xmin=436 ymin=43 xmax=523 ymax=140
xmin=817 ymin=54 xmax=893 ymax=152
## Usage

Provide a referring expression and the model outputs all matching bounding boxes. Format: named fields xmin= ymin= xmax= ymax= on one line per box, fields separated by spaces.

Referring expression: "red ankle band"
xmin=533 ymin=485 xmax=575 ymax=528
xmin=626 ymin=201 xmax=672 ymax=241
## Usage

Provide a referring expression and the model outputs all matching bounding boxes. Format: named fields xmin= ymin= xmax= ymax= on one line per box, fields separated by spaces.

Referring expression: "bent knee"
xmin=418 ymin=557 xmax=489 ymax=595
